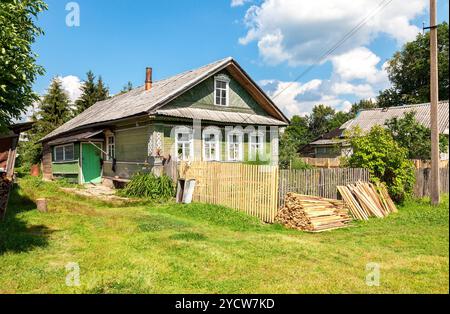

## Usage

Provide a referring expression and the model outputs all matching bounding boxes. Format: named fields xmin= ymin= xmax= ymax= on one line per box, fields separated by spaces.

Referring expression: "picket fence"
xmin=414 ymin=167 xmax=449 ymax=198
xmin=178 ymin=162 xmax=279 ymax=223
xmin=278 ymin=168 xmax=370 ymax=207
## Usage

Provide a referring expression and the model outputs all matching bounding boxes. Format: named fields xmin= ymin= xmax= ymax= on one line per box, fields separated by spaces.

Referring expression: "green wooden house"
xmin=40 ymin=58 xmax=289 ymax=184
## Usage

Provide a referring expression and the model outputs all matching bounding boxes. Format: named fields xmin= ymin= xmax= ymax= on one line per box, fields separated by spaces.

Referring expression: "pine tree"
xmin=74 ymin=71 xmax=109 ymax=115
xmin=74 ymin=71 xmax=97 ymax=115
xmin=20 ymin=78 xmax=72 ymax=165
xmin=120 ymin=81 xmax=133 ymax=94
xmin=38 ymin=78 xmax=72 ymax=132
xmin=96 ymin=76 xmax=109 ymax=101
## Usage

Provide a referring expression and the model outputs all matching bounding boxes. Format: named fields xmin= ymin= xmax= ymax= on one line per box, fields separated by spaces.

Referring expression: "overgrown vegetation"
xmin=385 ymin=111 xmax=449 ymax=160
xmin=0 ymin=176 xmax=448 ymax=293
xmin=118 ymin=173 xmax=175 ymax=200
xmin=344 ymin=126 xmax=416 ymax=203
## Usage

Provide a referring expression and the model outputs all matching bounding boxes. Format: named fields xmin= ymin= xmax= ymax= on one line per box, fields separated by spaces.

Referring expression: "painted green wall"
xmin=115 ymin=126 xmax=152 ymax=162
xmin=163 ymin=70 xmax=269 ymax=116
xmin=51 ymin=143 xmax=80 ymax=182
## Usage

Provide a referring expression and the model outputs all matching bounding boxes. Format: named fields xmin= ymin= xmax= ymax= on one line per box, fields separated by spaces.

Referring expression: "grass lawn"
xmin=0 ymin=176 xmax=448 ymax=294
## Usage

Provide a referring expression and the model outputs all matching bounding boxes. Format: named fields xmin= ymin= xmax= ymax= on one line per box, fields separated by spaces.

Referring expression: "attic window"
xmin=214 ymin=74 xmax=230 ymax=107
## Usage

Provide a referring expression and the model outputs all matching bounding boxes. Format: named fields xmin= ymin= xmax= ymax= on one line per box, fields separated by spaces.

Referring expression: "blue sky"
xmin=31 ymin=0 xmax=449 ymax=117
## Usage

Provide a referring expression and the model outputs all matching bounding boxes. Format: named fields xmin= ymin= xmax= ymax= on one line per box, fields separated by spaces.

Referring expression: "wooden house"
xmin=40 ymin=58 xmax=289 ymax=184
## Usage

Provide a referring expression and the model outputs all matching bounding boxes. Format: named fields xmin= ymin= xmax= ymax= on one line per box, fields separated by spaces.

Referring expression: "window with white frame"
xmin=175 ymin=129 xmax=194 ymax=161
xmin=227 ymin=132 xmax=243 ymax=161
xmin=214 ymin=75 xmax=230 ymax=106
xmin=249 ymin=131 xmax=265 ymax=160
xmin=54 ymin=144 xmax=74 ymax=162
xmin=106 ymin=135 xmax=115 ymax=160
xmin=203 ymin=129 xmax=220 ymax=161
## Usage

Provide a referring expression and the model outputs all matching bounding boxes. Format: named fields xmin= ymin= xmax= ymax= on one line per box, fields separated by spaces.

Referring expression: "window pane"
xmin=55 ymin=147 xmax=63 ymax=161
xmin=64 ymin=145 xmax=74 ymax=160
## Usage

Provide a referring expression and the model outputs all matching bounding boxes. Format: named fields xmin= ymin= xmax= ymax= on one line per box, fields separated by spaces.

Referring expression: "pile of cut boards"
xmin=276 ymin=193 xmax=352 ymax=232
xmin=337 ymin=182 xmax=397 ymax=221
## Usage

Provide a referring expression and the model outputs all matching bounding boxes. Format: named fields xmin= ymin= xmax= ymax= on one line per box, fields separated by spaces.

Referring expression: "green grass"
xmin=0 ymin=176 xmax=448 ymax=294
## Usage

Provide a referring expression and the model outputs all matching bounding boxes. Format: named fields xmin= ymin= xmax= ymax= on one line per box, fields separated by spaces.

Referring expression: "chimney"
xmin=145 ymin=67 xmax=153 ymax=91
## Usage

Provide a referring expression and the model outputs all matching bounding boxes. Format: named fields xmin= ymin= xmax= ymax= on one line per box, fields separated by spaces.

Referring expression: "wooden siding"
xmin=115 ymin=126 xmax=151 ymax=162
xmin=163 ymin=70 xmax=269 ymax=116
xmin=52 ymin=161 xmax=79 ymax=175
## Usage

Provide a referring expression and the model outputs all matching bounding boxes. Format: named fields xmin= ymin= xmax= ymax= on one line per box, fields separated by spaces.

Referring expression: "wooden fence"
xmin=179 ymin=162 xmax=279 ymax=223
xmin=278 ymin=168 xmax=370 ymax=207
xmin=414 ymin=167 xmax=449 ymax=198
xmin=299 ymin=157 xmax=341 ymax=168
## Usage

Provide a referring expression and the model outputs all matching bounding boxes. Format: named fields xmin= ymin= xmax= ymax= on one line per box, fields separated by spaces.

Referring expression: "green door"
xmin=81 ymin=143 xmax=102 ymax=184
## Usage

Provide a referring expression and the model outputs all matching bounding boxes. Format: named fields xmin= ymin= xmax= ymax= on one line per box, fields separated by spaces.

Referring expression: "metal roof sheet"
xmin=155 ymin=108 xmax=288 ymax=126
xmin=341 ymin=101 xmax=449 ymax=134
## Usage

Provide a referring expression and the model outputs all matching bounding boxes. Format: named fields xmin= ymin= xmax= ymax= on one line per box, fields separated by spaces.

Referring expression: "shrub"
xmin=119 ymin=173 xmax=175 ymax=200
xmin=244 ymin=153 xmax=271 ymax=166
xmin=344 ymin=126 xmax=415 ymax=203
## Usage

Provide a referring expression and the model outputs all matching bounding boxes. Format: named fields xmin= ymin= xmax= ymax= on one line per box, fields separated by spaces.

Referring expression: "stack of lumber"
xmin=276 ymin=193 xmax=352 ymax=232
xmin=337 ymin=181 xmax=397 ymax=221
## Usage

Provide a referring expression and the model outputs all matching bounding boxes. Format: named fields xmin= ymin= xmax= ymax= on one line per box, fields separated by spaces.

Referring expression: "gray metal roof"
xmin=155 ymin=107 xmax=288 ymax=126
xmin=310 ymin=139 xmax=349 ymax=146
xmin=341 ymin=101 xmax=449 ymax=135
xmin=42 ymin=57 xmax=288 ymax=142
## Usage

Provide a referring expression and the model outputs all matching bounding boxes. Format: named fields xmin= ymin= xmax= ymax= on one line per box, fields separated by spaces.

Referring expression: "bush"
xmin=344 ymin=126 xmax=415 ymax=203
xmin=119 ymin=173 xmax=175 ymax=200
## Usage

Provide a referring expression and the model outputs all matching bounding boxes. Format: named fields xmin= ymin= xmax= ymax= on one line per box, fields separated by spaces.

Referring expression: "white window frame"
xmin=106 ymin=135 xmax=115 ymax=161
xmin=175 ymin=127 xmax=194 ymax=161
xmin=54 ymin=143 xmax=75 ymax=162
xmin=202 ymin=128 xmax=221 ymax=161
xmin=227 ymin=132 xmax=243 ymax=162
xmin=214 ymin=74 xmax=230 ymax=107
xmin=249 ymin=131 xmax=265 ymax=160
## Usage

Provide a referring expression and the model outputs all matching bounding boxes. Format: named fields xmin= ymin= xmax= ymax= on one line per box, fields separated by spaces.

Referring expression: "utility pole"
xmin=429 ymin=0 xmax=440 ymax=205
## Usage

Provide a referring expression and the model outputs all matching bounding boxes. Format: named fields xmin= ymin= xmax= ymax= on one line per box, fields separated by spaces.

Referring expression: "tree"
xmin=349 ymin=99 xmax=377 ymax=116
xmin=19 ymin=78 xmax=72 ymax=166
xmin=96 ymin=76 xmax=109 ymax=101
xmin=308 ymin=105 xmax=337 ymax=138
xmin=120 ymin=81 xmax=133 ymax=94
xmin=345 ymin=126 xmax=416 ymax=203
xmin=0 ymin=0 xmax=47 ymax=131
xmin=385 ymin=111 xmax=448 ymax=160
xmin=74 ymin=71 xmax=97 ymax=114
xmin=74 ymin=71 xmax=109 ymax=115
xmin=377 ymin=22 xmax=449 ymax=107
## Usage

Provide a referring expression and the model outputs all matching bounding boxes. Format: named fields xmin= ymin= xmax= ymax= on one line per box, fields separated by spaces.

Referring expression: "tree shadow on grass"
xmin=0 ymin=184 xmax=52 ymax=255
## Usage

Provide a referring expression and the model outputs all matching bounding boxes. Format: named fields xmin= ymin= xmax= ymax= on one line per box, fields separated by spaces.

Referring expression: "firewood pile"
xmin=276 ymin=193 xmax=352 ymax=232
xmin=337 ymin=182 xmax=397 ymax=221
xmin=0 ymin=175 xmax=12 ymax=219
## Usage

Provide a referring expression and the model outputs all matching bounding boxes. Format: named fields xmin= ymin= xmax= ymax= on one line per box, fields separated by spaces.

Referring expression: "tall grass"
xmin=119 ymin=173 xmax=175 ymax=200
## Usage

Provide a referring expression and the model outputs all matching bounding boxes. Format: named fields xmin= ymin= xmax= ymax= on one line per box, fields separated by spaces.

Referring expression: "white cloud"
xmin=261 ymin=78 xmax=351 ymax=117
xmin=231 ymin=0 xmax=252 ymax=7
xmin=57 ymin=75 xmax=83 ymax=104
xmin=331 ymin=47 xmax=388 ymax=84
xmin=239 ymin=0 xmax=426 ymax=65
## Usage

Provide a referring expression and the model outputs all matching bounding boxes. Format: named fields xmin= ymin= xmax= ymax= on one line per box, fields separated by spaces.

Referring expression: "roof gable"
xmin=42 ymin=58 xmax=288 ymax=141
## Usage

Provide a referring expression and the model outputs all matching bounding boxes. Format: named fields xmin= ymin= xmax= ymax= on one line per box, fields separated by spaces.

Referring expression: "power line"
xmin=272 ymin=0 xmax=394 ymax=100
